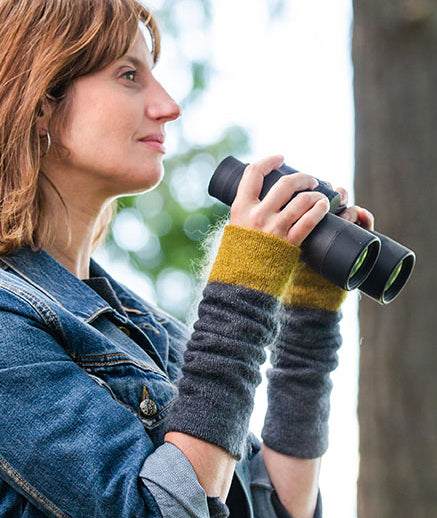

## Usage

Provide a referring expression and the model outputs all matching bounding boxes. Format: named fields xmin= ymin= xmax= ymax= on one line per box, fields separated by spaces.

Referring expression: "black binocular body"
xmin=208 ymin=156 xmax=416 ymax=304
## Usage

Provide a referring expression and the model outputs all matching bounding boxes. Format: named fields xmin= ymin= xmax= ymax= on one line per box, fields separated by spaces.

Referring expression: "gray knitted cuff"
xmin=262 ymin=306 xmax=342 ymax=458
xmin=165 ymin=282 xmax=280 ymax=460
xmin=207 ymin=497 xmax=229 ymax=518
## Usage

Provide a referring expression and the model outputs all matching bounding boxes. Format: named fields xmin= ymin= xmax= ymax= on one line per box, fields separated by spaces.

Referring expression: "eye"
xmin=120 ymin=70 xmax=137 ymax=82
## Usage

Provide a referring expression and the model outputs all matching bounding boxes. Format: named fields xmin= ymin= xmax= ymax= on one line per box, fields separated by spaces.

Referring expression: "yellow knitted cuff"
xmin=281 ymin=261 xmax=347 ymax=312
xmin=208 ymin=225 xmax=301 ymax=299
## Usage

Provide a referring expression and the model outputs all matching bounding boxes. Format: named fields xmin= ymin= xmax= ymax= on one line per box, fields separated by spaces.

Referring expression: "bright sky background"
xmin=201 ymin=2 xmax=360 ymax=516
xmin=96 ymin=1 xmax=361 ymax=516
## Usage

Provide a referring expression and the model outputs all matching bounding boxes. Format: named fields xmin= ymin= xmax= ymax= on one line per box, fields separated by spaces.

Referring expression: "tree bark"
xmin=353 ymin=1 xmax=437 ymax=516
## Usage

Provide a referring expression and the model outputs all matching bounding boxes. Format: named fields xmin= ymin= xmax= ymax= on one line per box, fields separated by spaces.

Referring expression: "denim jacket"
xmin=0 ymin=246 xmax=312 ymax=518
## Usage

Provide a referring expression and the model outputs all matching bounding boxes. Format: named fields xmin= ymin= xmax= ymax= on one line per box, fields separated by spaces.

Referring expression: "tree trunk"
xmin=353 ymin=1 xmax=437 ymax=516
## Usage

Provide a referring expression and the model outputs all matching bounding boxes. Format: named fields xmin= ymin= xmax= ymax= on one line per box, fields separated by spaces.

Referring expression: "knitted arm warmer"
xmin=261 ymin=261 xmax=347 ymax=458
xmin=165 ymin=225 xmax=300 ymax=460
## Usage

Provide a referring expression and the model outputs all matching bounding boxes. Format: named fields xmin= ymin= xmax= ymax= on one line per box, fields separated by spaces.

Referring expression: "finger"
xmin=260 ymin=172 xmax=318 ymax=213
xmin=235 ymin=155 xmax=284 ymax=205
xmin=338 ymin=205 xmax=359 ymax=223
xmin=339 ymin=205 xmax=374 ymax=230
xmin=334 ymin=186 xmax=349 ymax=206
xmin=276 ymin=191 xmax=328 ymax=234
xmin=357 ymin=207 xmax=374 ymax=230
xmin=286 ymin=197 xmax=330 ymax=246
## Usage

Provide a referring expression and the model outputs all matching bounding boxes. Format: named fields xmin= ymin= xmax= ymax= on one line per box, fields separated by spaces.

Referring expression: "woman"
xmin=0 ymin=0 xmax=373 ymax=517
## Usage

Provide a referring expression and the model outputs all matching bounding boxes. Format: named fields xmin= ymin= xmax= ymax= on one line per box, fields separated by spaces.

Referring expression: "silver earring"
xmin=40 ymin=132 xmax=51 ymax=158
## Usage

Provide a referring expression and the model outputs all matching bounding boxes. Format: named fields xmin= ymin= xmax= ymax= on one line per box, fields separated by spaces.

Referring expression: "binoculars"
xmin=208 ymin=156 xmax=416 ymax=304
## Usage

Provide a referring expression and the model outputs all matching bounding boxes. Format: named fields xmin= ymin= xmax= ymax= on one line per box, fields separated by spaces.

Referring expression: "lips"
xmin=139 ymin=133 xmax=165 ymax=144
xmin=139 ymin=133 xmax=166 ymax=152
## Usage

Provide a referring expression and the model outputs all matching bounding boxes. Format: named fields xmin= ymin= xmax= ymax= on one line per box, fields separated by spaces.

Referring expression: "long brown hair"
xmin=0 ymin=0 xmax=160 ymax=254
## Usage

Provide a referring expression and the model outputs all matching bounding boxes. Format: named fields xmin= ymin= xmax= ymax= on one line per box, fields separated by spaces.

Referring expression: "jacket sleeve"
xmin=0 ymin=293 xmax=176 ymax=517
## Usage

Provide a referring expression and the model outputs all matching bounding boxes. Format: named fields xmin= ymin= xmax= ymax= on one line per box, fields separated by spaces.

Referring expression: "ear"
xmin=36 ymin=96 xmax=54 ymax=136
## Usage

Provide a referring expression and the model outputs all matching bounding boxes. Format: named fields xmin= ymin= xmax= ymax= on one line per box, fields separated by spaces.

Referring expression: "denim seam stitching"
xmin=78 ymin=359 xmax=158 ymax=369
xmin=142 ymin=397 xmax=175 ymax=420
xmin=0 ymin=455 xmax=70 ymax=518
xmin=122 ymin=306 xmax=145 ymax=315
xmin=138 ymin=323 xmax=161 ymax=334
xmin=123 ymin=306 xmax=169 ymax=324
xmin=77 ymin=358 xmax=168 ymax=377
xmin=0 ymin=283 xmax=52 ymax=328
xmin=0 ymin=260 xmax=113 ymax=322
xmin=105 ymin=390 xmax=175 ymax=426
xmin=0 ymin=282 xmax=62 ymax=334
xmin=141 ymin=400 xmax=176 ymax=429
xmin=142 ymin=399 xmax=174 ymax=419
xmin=0 ymin=259 xmax=59 ymax=304
xmin=0 ymin=281 xmax=75 ymax=357
xmin=103 ymin=390 xmax=155 ymax=423
xmin=82 ymin=371 xmax=175 ymax=424
xmin=74 ymin=352 xmax=127 ymax=360
xmin=85 ymin=307 xmax=115 ymax=323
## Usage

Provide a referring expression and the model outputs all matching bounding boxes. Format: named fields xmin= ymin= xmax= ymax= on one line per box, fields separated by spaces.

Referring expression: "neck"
xmin=40 ymin=183 xmax=112 ymax=279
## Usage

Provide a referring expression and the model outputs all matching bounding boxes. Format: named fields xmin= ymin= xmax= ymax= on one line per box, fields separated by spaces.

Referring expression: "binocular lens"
xmin=357 ymin=231 xmax=416 ymax=304
xmin=208 ymin=156 xmax=416 ymax=303
xmin=380 ymin=255 xmax=415 ymax=303
xmin=385 ymin=260 xmax=403 ymax=292
xmin=342 ymin=239 xmax=380 ymax=290
xmin=348 ymin=247 xmax=369 ymax=286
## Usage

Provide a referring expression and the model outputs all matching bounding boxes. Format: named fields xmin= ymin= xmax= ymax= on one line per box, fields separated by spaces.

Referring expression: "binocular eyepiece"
xmin=208 ymin=156 xmax=416 ymax=304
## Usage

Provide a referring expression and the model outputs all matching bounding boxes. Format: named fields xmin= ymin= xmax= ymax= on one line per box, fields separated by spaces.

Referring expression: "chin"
xmin=121 ymin=163 xmax=164 ymax=195
xmin=147 ymin=161 xmax=165 ymax=188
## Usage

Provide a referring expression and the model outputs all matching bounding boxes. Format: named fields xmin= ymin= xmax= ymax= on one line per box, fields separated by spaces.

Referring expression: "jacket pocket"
xmin=77 ymin=354 xmax=178 ymax=433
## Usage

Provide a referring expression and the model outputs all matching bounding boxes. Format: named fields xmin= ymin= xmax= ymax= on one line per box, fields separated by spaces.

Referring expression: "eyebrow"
xmin=120 ymin=55 xmax=154 ymax=70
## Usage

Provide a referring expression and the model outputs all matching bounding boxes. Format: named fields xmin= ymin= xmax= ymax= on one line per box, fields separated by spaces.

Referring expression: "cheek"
xmin=55 ymin=85 xmax=161 ymax=191
xmin=64 ymin=97 xmax=136 ymax=162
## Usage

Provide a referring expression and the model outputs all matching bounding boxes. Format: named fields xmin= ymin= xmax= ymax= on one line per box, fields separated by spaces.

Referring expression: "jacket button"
xmin=140 ymin=398 xmax=157 ymax=417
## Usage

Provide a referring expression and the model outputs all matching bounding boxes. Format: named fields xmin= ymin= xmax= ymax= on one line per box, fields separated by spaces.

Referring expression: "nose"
xmin=146 ymin=79 xmax=181 ymax=123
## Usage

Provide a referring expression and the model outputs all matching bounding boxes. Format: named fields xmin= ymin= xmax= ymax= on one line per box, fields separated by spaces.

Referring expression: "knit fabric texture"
xmin=165 ymin=225 xmax=301 ymax=459
xmin=208 ymin=225 xmax=301 ymax=299
xmin=282 ymin=260 xmax=347 ymax=312
xmin=262 ymin=261 xmax=346 ymax=458
xmin=207 ymin=497 xmax=230 ymax=518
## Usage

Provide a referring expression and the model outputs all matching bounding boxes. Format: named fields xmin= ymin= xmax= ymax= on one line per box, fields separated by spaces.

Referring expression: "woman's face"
xmin=48 ymin=31 xmax=181 ymax=200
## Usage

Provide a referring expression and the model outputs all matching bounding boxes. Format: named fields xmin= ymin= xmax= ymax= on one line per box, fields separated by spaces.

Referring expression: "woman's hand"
xmin=229 ymin=155 xmax=330 ymax=247
xmin=334 ymin=185 xmax=375 ymax=230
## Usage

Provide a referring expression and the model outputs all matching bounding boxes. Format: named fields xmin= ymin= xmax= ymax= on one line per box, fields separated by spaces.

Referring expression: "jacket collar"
xmin=0 ymin=245 xmax=125 ymax=322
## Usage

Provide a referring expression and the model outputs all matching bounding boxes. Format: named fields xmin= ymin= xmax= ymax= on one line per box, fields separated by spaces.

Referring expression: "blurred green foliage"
xmin=104 ymin=0 xmax=285 ymax=320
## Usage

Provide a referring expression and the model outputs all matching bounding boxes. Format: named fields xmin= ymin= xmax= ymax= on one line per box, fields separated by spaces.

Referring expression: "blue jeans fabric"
xmin=0 ymin=246 xmax=305 ymax=517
